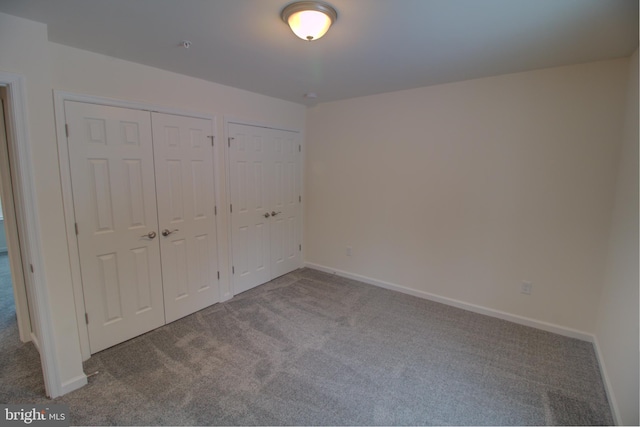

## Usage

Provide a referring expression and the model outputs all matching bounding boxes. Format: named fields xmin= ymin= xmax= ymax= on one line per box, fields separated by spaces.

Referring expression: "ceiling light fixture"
xmin=281 ymin=1 xmax=338 ymax=41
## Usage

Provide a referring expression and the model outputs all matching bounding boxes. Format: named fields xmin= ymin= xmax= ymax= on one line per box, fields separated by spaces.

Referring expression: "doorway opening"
xmin=0 ymin=87 xmax=32 ymax=340
xmin=0 ymin=85 xmax=44 ymax=395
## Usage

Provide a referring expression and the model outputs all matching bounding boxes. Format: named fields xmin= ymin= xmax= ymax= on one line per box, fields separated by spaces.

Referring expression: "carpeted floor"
xmin=0 ymin=252 xmax=15 ymax=332
xmin=0 ymin=267 xmax=613 ymax=425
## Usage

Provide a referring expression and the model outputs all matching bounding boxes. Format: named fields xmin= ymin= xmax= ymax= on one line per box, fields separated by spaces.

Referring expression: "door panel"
xmin=152 ymin=113 xmax=219 ymax=323
xmin=228 ymin=123 xmax=301 ymax=294
xmin=229 ymin=124 xmax=272 ymax=294
xmin=66 ymin=101 xmax=165 ymax=354
xmin=270 ymin=129 xmax=301 ymax=278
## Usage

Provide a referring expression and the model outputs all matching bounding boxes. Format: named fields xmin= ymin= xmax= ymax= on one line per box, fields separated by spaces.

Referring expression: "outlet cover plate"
xmin=521 ymin=281 xmax=533 ymax=295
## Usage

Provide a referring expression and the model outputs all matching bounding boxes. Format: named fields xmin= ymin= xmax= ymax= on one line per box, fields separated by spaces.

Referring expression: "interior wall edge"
xmin=304 ymin=261 xmax=594 ymax=342
xmin=592 ymin=334 xmax=622 ymax=425
xmin=59 ymin=373 xmax=89 ymax=397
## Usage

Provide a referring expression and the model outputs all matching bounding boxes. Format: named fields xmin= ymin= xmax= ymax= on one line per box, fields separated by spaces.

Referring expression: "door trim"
xmin=0 ymin=72 xmax=67 ymax=398
xmin=223 ymin=117 xmax=304 ymax=297
xmin=54 ymin=91 xmax=219 ymax=360
xmin=0 ymin=89 xmax=30 ymax=343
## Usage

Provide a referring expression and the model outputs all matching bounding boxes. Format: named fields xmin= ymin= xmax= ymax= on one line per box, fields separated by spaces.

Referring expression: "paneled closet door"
xmin=65 ymin=101 xmax=165 ymax=354
xmin=228 ymin=123 xmax=272 ymax=294
xmin=228 ymin=123 xmax=301 ymax=295
xmin=270 ymin=128 xmax=302 ymax=278
xmin=152 ymin=113 xmax=219 ymax=323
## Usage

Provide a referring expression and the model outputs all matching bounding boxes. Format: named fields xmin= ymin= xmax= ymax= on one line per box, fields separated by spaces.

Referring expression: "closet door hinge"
xmin=65 ymin=124 xmax=69 ymax=138
xmin=299 ymin=195 xmax=302 ymax=203
xmin=228 ymin=137 xmax=235 ymax=147
xmin=85 ymin=313 xmax=89 ymax=324
xmin=208 ymin=135 xmax=214 ymax=146
xmin=217 ymin=271 xmax=220 ymax=280
xmin=29 ymin=264 xmax=34 ymax=273
xmin=299 ymin=244 xmax=302 ymax=251
xmin=230 ymin=204 xmax=233 ymax=213
xmin=74 ymin=222 xmax=79 ymax=235
xmin=214 ymin=206 xmax=217 ymax=216
xmin=232 ymin=266 xmax=235 ymax=274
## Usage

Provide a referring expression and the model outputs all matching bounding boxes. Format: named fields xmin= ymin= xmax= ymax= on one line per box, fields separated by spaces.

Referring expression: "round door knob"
xmin=263 ymin=212 xmax=271 ymax=218
xmin=271 ymin=211 xmax=282 ymax=216
xmin=161 ymin=229 xmax=179 ymax=237
xmin=141 ymin=231 xmax=157 ymax=239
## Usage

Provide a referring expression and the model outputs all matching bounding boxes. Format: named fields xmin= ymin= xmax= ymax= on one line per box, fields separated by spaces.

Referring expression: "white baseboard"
xmin=304 ymin=262 xmax=626 ymax=419
xmin=304 ymin=262 xmax=594 ymax=342
xmin=29 ymin=332 xmax=87 ymax=398
xmin=60 ymin=374 xmax=88 ymax=396
xmin=30 ymin=332 xmax=40 ymax=352
xmin=592 ymin=336 xmax=622 ymax=425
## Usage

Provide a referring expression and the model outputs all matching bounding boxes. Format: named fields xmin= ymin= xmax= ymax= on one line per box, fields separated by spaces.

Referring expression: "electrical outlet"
xmin=346 ymin=246 xmax=352 ymax=256
xmin=521 ymin=281 xmax=533 ymax=295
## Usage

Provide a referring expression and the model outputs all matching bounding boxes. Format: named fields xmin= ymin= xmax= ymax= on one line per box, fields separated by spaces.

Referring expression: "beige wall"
xmin=1 ymin=9 xmax=636 ymax=412
xmin=305 ymin=58 xmax=628 ymax=334
xmin=594 ymin=49 xmax=639 ymax=426
xmin=0 ymin=11 xmax=84 ymax=394
xmin=0 ymin=11 xmax=306 ymax=395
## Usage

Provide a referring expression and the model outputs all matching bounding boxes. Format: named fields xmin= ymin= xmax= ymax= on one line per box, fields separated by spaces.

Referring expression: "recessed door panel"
xmin=131 ymin=246 xmax=153 ymax=312
xmin=97 ymin=252 xmax=122 ymax=323
xmin=124 ymin=160 xmax=146 ymax=229
xmin=89 ymin=159 xmax=115 ymax=233
xmin=191 ymin=160 xmax=206 ymax=220
xmin=194 ymin=234 xmax=211 ymax=291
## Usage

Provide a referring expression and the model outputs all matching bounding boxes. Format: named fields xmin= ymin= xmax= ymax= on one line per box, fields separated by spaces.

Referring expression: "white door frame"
xmin=54 ymin=91 xmax=220 ymax=361
xmin=0 ymin=71 xmax=61 ymax=398
xmin=223 ymin=117 xmax=304 ymax=296
xmin=0 ymin=88 xmax=30 ymax=343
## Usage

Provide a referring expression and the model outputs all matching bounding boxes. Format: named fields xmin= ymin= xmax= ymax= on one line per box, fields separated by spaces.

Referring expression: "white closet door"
xmin=66 ymin=101 xmax=165 ymax=354
xmin=152 ymin=113 xmax=219 ymax=323
xmin=270 ymin=128 xmax=301 ymax=278
xmin=228 ymin=123 xmax=301 ymax=295
xmin=228 ymin=123 xmax=272 ymax=294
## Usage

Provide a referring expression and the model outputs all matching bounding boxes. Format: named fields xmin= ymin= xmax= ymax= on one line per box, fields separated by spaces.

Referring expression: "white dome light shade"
xmin=288 ymin=10 xmax=332 ymax=40
xmin=281 ymin=1 xmax=338 ymax=41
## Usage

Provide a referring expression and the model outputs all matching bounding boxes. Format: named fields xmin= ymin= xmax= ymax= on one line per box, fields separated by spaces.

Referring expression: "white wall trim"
xmin=225 ymin=115 xmax=302 ymax=134
xmin=0 ymin=72 xmax=89 ymax=398
xmin=305 ymin=265 xmax=622 ymax=420
xmin=53 ymin=92 xmax=91 ymax=361
xmin=222 ymin=117 xmax=235 ymax=301
xmin=305 ymin=262 xmax=594 ymax=342
xmin=29 ymin=331 xmax=40 ymax=352
xmin=592 ymin=335 xmax=622 ymax=425
xmin=53 ymin=91 xmax=214 ymax=121
xmin=206 ymin=115 xmax=226 ymax=305
xmin=0 ymin=88 xmax=30 ymax=343
xmin=60 ymin=374 xmax=90 ymax=396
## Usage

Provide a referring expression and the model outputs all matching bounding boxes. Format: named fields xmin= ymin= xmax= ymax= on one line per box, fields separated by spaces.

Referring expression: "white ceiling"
xmin=0 ymin=0 xmax=637 ymax=105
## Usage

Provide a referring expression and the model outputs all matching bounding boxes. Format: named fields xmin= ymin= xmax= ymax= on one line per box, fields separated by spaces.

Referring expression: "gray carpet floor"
xmin=0 ymin=267 xmax=613 ymax=425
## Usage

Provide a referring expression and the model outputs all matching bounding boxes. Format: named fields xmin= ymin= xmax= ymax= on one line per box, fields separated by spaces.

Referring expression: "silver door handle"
xmin=271 ymin=211 xmax=282 ymax=216
xmin=141 ymin=231 xmax=157 ymax=239
xmin=161 ymin=229 xmax=179 ymax=237
xmin=263 ymin=212 xmax=270 ymax=218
